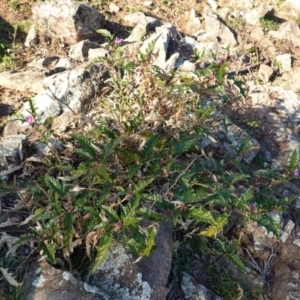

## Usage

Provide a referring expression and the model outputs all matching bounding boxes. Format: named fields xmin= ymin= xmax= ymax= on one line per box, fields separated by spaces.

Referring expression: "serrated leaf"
xmin=40 ymin=242 xmax=56 ymax=264
xmin=200 ymin=216 xmax=228 ymax=237
xmin=128 ymin=165 xmax=140 ymax=181
xmin=92 ymin=233 xmax=112 ymax=273
xmin=229 ymin=253 xmax=247 ymax=272
xmin=139 ymin=227 xmax=156 ymax=257
xmin=63 ymin=213 xmax=74 ymax=248
xmin=70 ymin=134 xmax=97 ymax=160
xmin=44 ymin=175 xmax=67 ymax=196
xmin=140 ymin=135 xmax=159 ymax=157
xmin=121 ymin=194 xmax=141 ymax=220
xmin=96 ymin=165 xmax=112 ymax=183
xmin=0 ymin=268 xmax=22 ymax=286
xmin=289 ymin=149 xmax=298 ymax=170
xmin=172 ymin=137 xmax=199 ymax=156
xmin=101 ymin=205 xmax=120 ymax=222
xmin=33 ymin=211 xmax=58 ymax=222
xmin=239 ymin=188 xmax=253 ymax=203
xmin=185 ymin=207 xmax=215 ymax=225
xmin=137 ymin=207 xmax=166 ymax=222
xmin=133 ymin=177 xmax=155 ymax=195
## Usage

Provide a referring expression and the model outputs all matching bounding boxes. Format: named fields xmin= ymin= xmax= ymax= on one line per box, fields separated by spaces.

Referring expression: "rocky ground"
xmin=2 ymin=0 xmax=300 ymax=299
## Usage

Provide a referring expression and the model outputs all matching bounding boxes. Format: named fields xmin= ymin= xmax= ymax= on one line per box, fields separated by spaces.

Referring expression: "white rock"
xmin=275 ymin=54 xmax=292 ymax=72
xmin=31 ymin=0 xmax=104 ymax=44
xmin=258 ymin=64 xmax=274 ymax=82
xmin=69 ymin=40 xmax=101 ymax=61
xmin=143 ymin=1 xmax=154 ymax=7
xmin=286 ymin=0 xmax=300 ymax=10
xmin=205 ymin=10 xmax=238 ymax=47
xmin=243 ymin=5 xmax=273 ymax=26
xmin=88 ymin=48 xmax=109 ymax=61
xmin=185 ymin=9 xmax=202 ymax=35
xmin=123 ymin=12 xmax=147 ymax=26
xmin=109 ymin=3 xmax=120 ymax=13
xmin=0 ymin=70 xmax=44 ymax=94
xmin=24 ymin=26 xmax=38 ymax=48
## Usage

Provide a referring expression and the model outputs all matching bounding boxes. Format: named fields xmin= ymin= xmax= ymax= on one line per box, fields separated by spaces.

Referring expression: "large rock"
xmin=205 ymin=10 xmax=238 ymax=47
xmin=31 ymin=0 xmax=105 ymax=44
xmin=25 ymin=261 xmax=109 ymax=300
xmin=89 ymin=221 xmax=173 ymax=300
xmin=181 ymin=272 xmax=222 ymax=300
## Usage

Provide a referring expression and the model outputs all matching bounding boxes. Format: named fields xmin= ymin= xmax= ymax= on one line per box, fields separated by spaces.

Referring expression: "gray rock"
xmin=51 ymin=111 xmax=75 ymax=133
xmin=243 ymin=5 xmax=273 ymax=25
xmin=185 ymin=9 xmax=202 ymax=35
xmin=246 ymin=220 xmax=276 ymax=250
xmin=0 ymin=135 xmax=27 ymax=171
xmin=258 ymin=64 xmax=274 ymax=82
xmin=275 ymin=54 xmax=292 ymax=72
xmin=269 ymin=21 xmax=300 ymax=47
xmin=24 ymin=25 xmax=38 ymax=48
xmin=69 ymin=40 xmax=101 ymax=61
xmin=21 ymin=92 xmax=61 ymax=124
xmin=0 ymin=70 xmax=45 ymax=94
xmin=205 ymin=10 xmax=238 ymax=47
xmin=90 ymin=221 xmax=173 ymax=300
xmin=250 ymin=27 xmax=264 ymax=42
xmin=181 ymin=272 xmax=222 ymax=300
xmin=31 ymin=0 xmax=104 ymax=44
xmin=25 ymin=261 xmax=109 ymax=300
xmin=285 ymin=0 xmax=300 ymax=10
xmin=123 ymin=12 xmax=148 ymax=26
xmin=88 ymin=48 xmax=108 ymax=61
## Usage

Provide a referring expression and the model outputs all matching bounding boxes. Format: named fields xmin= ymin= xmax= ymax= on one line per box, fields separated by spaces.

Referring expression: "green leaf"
xmin=70 ymin=134 xmax=96 ymax=160
xmin=33 ymin=211 xmax=58 ymax=222
xmin=122 ymin=216 xmax=140 ymax=227
xmin=229 ymin=253 xmax=247 ymax=272
xmin=139 ymin=227 xmax=156 ymax=257
xmin=171 ymin=137 xmax=199 ymax=156
xmin=44 ymin=176 xmax=67 ymax=196
xmin=133 ymin=177 xmax=155 ymax=195
xmin=63 ymin=213 xmax=74 ymax=248
xmin=289 ymin=149 xmax=298 ymax=170
xmin=185 ymin=207 xmax=215 ymax=225
xmin=121 ymin=194 xmax=141 ymax=220
xmin=101 ymin=205 xmax=120 ymax=222
xmin=96 ymin=165 xmax=112 ymax=183
xmin=239 ymin=188 xmax=253 ymax=203
xmin=92 ymin=233 xmax=113 ymax=273
xmin=140 ymin=135 xmax=159 ymax=158
xmin=137 ymin=207 xmax=166 ymax=222
xmin=128 ymin=165 xmax=140 ymax=181
xmin=200 ymin=216 xmax=228 ymax=237
xmin=39 ymin=242 xmax=56 ymax=264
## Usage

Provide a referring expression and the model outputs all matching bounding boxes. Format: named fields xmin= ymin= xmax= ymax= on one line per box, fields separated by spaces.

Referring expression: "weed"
xmin=0 ymin=31 xmax=297 ymax=299
xmin=259 ymin=16 xmax=279 ymax=31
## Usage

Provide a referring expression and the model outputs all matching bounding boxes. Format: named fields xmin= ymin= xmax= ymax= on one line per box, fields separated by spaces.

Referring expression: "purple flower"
xmin=215 ymin=57 xmax=224 ymax=65
xmin=25 ymin=115 xmax=35 ymax=125
xmin=293 ymin=169 xmax=299 ymax=177
xmin=115 ymin=37 xmax=124 ymax=44
xmin=249 ymin=202 xmax=257 ymax=212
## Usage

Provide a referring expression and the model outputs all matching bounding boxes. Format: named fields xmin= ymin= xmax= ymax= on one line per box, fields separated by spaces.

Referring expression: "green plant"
xmin=259 ymin=16 xmax=279 ymax=31
xmin=1 ymin=36 xmax=296 ymax=299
